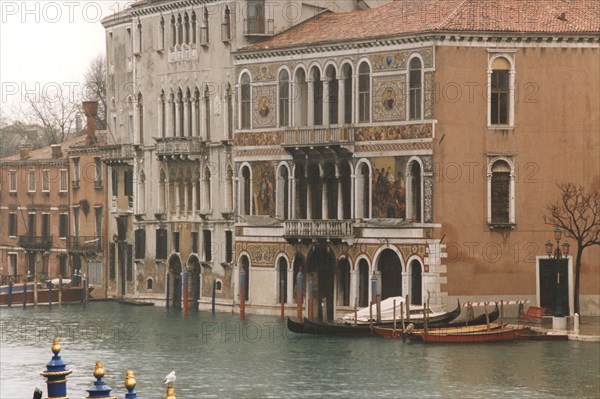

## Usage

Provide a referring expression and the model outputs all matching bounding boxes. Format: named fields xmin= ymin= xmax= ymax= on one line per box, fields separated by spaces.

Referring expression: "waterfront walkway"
xmin=527 ymin=316 xmax=600 ymax=342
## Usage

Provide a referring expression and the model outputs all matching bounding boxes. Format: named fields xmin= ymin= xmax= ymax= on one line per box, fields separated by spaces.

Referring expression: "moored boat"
xmin=0 ymin=281 xmax=92 ymax=306
xmin=373 ymin=322 xmax=503 ymax=339
xmin=287 ymin=317 xmax=306 ymax=334
xmin=416 ymin=325 xmax=530 ymax=343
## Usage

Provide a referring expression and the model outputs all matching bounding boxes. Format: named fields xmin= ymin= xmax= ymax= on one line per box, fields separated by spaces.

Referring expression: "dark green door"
xmin=539 ymin=258 xmax=569 ymax=316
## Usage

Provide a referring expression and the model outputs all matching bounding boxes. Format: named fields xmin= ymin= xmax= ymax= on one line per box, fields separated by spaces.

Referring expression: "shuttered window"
xmin=156 ymin=229 xmax=168 ymax=260
xmin=491 ymin=161 xmax=510 ymax=224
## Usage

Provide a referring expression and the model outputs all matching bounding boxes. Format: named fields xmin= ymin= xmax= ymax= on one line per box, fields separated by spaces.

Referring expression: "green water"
xmin=1 ymin=302 xmax=599 ymax=398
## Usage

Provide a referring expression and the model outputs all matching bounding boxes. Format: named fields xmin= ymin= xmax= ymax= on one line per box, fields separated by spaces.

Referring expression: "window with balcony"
xmin=325 ymin=65 xmax=338 ymax=125
xmin=170 ymin=15 xmax=176 ymax=48
xmin=294 ymin=68 xmax=308 ymax=127
xmin=191 ymin=11 xmax=197 ymax=44
xmin=177 ymin=14 xmax=183 ymax=45
xmin=278 ymin=69 xmax=290 ymax=127
xmin=342 ymin=64 xmax=353 ymax=124
xmin=240 ymin=73 xmax=251 ymax=129
xmin=311 ymin=67 xmax=323 ymax=126
xmin=8 ymin=213 xmax=17 ymax=237
xmin=41 ymin=213 xmax=50 ymax=237
xmin=183 ymin=12 xmax=190 ymax=44
xmin=409 ymin=57 xmax=422 ymax=120
xmin=28 ymin=213 xmax=36 ymax=236
xmin=358 ymin=62 xmax=371 ymax=123
xmin=28 ymin=170 xmax=36 ymax=192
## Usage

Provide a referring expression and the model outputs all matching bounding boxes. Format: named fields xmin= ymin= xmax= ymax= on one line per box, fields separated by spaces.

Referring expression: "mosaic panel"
xmin=252 ymin=85 xmax=277 ymax=129
xmin=234 ymin=131 xmax=283 ymax=147
xmin=424 ymin=71 xmax=435 ymax=119
xmin=373 ymin=75 xmax=406 ymax=122
xmin=372 ymin=157 xmax=408 ymax=219
xmin=372 ymin=48 xmax=433 ymax=71
xmin=354 ymin=123 xmax=433 ymax=142
xmin=252 ymin=161 xmax=276 ymax=216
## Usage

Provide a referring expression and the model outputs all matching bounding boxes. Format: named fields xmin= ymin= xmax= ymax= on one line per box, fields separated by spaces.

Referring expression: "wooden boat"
xmin=0 ymin=281 xmax=92 ymax=306
xmin=417 ymin=325 xmax=530 ymax=343
xmin=287 ymin=317 xmax=306 ymax=334
xmin=373 ymin=322 xmax=502 ymax=339
xmin=342 ymin=297 xmax=462 ymax=328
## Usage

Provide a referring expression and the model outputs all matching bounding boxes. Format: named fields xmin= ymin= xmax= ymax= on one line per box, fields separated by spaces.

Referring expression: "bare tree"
xmin=544 ymin=183 xmax=600 ymax=314
xmin=83 ymin=55 xmax=107 ymax=130
xmin=23 ymin=88 xmax=81 ymax=146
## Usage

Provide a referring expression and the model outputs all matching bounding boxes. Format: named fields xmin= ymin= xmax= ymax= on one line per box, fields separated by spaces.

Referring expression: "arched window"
xmin=177 ymin=14 xmax=183 ymax=45
xmin=337 ymin=259 xmax=350 ymax=306
xmin=358 ymin=62 xmax=371 ymax=123
xmin=409 ymin=57 xmax=422 ymax=120
xmin=185 ymin=88 xmax=192 ymax=137
xmin=183 ymin=12 xmax=190 ymax=44
xmin=159 ymin=90 xmax=166 ymax=137
xmin=225 ymin=165 xmax=233 ymax=212
xmin=341 ymin=64 xmax=353 ymax=124
xmin=158 ymin=16 xmax=165 ymax=50
xmin=222 ymin=6 xmax=232 ymax=41
xmin=137 ymin=92 xmax=144 ymax=144
xmin=194 ymin=88 xmax=201 ymax=137
xmin=204 ymin=86 xmax=211 ymax=140
xmin=159 ymin=170 xmax=166 ymax=214
xmin=311 ymin=67 xmax=323 ymax=126
xmin=176 ymin=89 xmax=184 ymax=137
xmin=325 ymin=65 xmax=338 ymax=125
xmin=294 ymin=68 xmax=308 ymax=127
xmin=407 ymin=161 xmax=422 ymax=222
xmin=170 ymin=16 xmax=176 ymax=47
xmin=278 ymin=70 xmax=290 ymax=127
xmin=410 ymin=260 xmax=422 ymax=305
xmin=490 ymin=56 xmax=511 ymax=125
xmin=191 ymin=11 xmax=197 ymax=44
xmin=240 ymin=255 xmax=250 ymax=301
xmin=136 ymin=20 xmax=143 ymax=53
xmin=276 ymin=165 xmax=289 ymax=220
xmin=147 ymin=278 xmax=153 ymax=290
xmin=240 ymin=73 xmax=251 ymax=129
xmin=294 ymin=164 xmax=307 ymax=219
xmin=240 ymin=165 xmax=252 ymax=215
xmin=226 ymin=83 xmax=233 ymax=139
xmin=358 ymin=259 xmax=369 ymax=307
xmin=490 ymin=160 xmax=511 ymax=224
xmin=203 ymin=166 xmax=211 ymax=212
xmin=356 ymin=162 xmax=370 ymax=219
xmin=278 ymin=257 xmax=288 ymax=304
xmin=200 ymin=7 xmax=209 ymax=44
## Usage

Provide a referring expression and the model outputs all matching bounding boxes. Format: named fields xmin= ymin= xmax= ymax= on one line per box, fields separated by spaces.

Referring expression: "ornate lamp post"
xmin=544 ymin=227 xmax=570 ymax=317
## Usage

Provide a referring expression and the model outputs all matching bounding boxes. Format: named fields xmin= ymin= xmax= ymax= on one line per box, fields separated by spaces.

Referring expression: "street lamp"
xmin=545 ymin=227 xmax=570 ymax=317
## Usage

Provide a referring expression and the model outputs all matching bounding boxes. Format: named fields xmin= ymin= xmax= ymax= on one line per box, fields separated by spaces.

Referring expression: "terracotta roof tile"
xmin=242 ymin=0 xmax=600 ymax=52
xmin=1 ymin=131 xmax=108 ymax=162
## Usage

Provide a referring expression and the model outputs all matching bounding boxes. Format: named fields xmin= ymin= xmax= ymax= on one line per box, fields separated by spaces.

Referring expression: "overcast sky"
xmin=1 ymin=1 xmax=132 ymax=117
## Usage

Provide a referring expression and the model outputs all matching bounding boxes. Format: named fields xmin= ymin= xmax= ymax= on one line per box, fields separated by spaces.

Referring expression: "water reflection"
xmin=1 ymin=303 xmax=598 ymax=398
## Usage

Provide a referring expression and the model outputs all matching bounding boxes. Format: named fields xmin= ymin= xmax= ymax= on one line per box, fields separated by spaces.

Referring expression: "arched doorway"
xmin=358 ymin=259 xmax=369 ymax=307
xmin=239 ymin=255 xmax=250 ymax=302
xmin=278 ymin=257 xmax=288 ymax=303
xmin=410 ymin=259 xmax=422 ymax=305
xmin=336 ymin=258 xmax=350 ymax=306
xmin=189 ymin=255 xmax=201 ymax=311
xmin=377 ymin=249 xmax=402 ymax=300
xmin=169 ymin=255 xmax=182 ymax=309
xmin=307 ymin=246 xmax=335 ymax=321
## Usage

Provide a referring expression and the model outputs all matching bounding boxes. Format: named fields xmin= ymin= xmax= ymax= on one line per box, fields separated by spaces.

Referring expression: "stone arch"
xmin=374 ymin=246 xmax=404 ymax=300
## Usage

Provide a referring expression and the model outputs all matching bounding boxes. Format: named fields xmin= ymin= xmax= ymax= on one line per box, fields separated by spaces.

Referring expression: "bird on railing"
xmin=164 ymin=371 xmax=176 ymax=386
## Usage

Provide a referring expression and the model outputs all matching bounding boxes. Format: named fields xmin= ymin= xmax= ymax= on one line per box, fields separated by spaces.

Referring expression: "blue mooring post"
xmin=81 ymin=278 xmax=86 ymax=305
xmin=212 ymin=278 xmax=217 ymax=315
xmin=40 ymin=338 xmax=72 ymax=399
xmin=124 ymin=370 xmax=139 ymax=399
xmin=7 ymin=280 xmax=12 ymax=307
xmin=183 ymin=269 xmax=189 ymax=318
xmin=370 ymin=274 xmax=378 ymax=305
xmin=23 ymin=281 xmax=27 ymax=309
xmin=296 ymin=269 xmax=304 ymax=321
xmin=240 ymin=267 xmax=247 ymax=320
xmin=166 ymin=272 xmax=170 ymax=310
xmin=85 ymin=360 xmax=115 ymax=399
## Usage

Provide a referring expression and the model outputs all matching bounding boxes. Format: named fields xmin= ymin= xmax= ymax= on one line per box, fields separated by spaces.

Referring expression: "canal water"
xmin=1 ymin=302 xmax=599 ymax=399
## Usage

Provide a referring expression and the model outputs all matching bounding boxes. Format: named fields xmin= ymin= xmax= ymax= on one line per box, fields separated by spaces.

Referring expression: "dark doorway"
xmin=378 ymin=249 xmax=402 ymax=300
xmin=410 ymin=260 xmax=422 ymax=305
xmin=169 ymin=256 xmax=182 ymax=309
xmin=337 ymin=258 xmax=350 ymax=306
xmin=307 ymin=246 xmax=335 ymax=321
xmin=539 ymin=258 xmax=569 ymax=316
xmin=189 ymin=256 xmax=201 ymax=311
xmin=358 ymin=259 xmax=369 ymax=307
xmin=278 ymin=257 xmax=288 ymax=303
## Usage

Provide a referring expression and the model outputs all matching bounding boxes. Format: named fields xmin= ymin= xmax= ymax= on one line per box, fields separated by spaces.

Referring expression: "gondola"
xmin=286 ymin=317 xmax=306 ymax=334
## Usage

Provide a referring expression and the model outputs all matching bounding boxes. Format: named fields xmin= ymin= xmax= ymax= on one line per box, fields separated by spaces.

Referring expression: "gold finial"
xmin=94 ymin=361 xmax=105 ymax=379
xmin=125 ymin=370 xmax=136 ymax=390
xmin=165 ymin=386 xmax=176 ymax=399
xmin=51 ymin=338 xmax=61 ymax=354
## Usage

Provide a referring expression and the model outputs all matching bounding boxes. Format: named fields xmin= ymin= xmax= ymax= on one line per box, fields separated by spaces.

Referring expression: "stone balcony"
xmin=66 ymin=236 xmax=102 ymax=254
xmin=283 ymin=126 xmax=355 ymax=155
xmin=283 ymin=220 xmax=354 ymax=241
xmin=100 ymin=144 xmax=136 ymax=165
xmin=155 ymin=137 xmax=205 ymax=160
xmin=18 ymin=236 xmax=53 ymax=251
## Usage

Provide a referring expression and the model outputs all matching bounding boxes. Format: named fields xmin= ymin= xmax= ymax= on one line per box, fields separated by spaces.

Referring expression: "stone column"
xmin=323 ymin=77 xmax=330 ymax=127
xmin=337 ymin=171 xmax=344 ymax=220
xmin=191 ymin=98 xmax=198 ymax=137
xmin=175 ymin=99 xmax=182 ymax=137
xmin=183 ymin=179 xmax=189 ymax=215
xmin=338 ymin=77 xmax=345 ymax=125
xmin=157 ymin=98 xmax=164 ymax=138
xmin=166 ymin=98 xmax=174 ymax=137
xmin=322 ymin=167 xmax=328 ymax=220
xmin=307 ymin=79 xmax=315 ymax=126
xmin=183 ymin=98 xmax=190 ymax=137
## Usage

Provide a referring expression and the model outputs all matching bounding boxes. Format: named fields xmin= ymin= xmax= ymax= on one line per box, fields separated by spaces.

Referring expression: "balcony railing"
xmin=18 ymin=236 xmax=53 ymax=251
xmin=67 ymin=236 xmax=102 ymax=253
xmin=100 ymin=144 xmax=135 ymax=164
xmin=244 ymin=17 xmax=274 ymax=36
xmin=155 ymin=137 xmax=205 ymax=159
xmin=284 ymin=220 xmax=354 ymax=239
xmin=283 ymin=126 xmax=355 ymax=147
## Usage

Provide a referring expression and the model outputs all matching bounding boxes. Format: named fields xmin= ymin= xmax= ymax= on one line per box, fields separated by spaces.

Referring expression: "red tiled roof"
xmin=0 ymin=131 xmax=109 ymax=162
xmin=242 ymin=0 xmax=600 ymax=52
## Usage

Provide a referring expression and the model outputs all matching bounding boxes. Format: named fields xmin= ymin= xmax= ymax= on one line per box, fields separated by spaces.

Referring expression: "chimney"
xmin=82 ymin=101 xmax=98 ymax=146
xmin=51 ymin=144 xmax=62 ymax=159
xmin=19 ymin=142 xmax=33 ymax=159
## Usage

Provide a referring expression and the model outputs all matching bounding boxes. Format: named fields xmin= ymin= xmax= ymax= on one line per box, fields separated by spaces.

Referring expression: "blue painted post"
xmin=124 ymin=370 xmax=139 ymax=399
xmin=296 ymin=269 xmax=304 ymax=321
xmin=40 ymin=338 xmax=72 ymax=399
xmin=166 ymin=272 xmax=170 ymax=310
xmin=7 ymin=280 xmax=12 ymax=307
xmin=23 ymin=281 xmax=27 ymax=309
xmin=212 ymin=278 xmax=216 ymax=315
xmin=280 ymin=279 xmax=285 ymax=320
xmin=193 ymin=274 xmax=199 ymax=312
xmin=240 ymin=267 xmax=247 ymax=320
xmin=85 ymin=360 xmax=115 ymax=399
xmin=370 ymin=274 xmax=378 ymax=304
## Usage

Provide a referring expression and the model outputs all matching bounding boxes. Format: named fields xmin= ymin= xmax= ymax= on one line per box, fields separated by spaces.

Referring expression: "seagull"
xmin=164 ymin=371 xmax=176 ymax=386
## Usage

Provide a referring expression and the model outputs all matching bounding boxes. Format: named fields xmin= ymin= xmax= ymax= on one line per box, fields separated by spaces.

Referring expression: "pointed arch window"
xmin=191 ymin=12 xmax=197 ymax=44
xmin=158 ymin=16 xmax=165 ymax=51
xmin=226 ymin=83 xmax=234 ymax=139
xmin=177 ymin=14 xmax=183 ymax=45
xmin=222 ymin=6 xmax=232 ymax=41
xmin=204 ymin=86 xmax=211 ymax=141
xmin=170 ymin=16 xmax=176 ymax=48
xmin=184 ymin=12 xmax=190 ymax=44
xmin=240 ymin=73 xmax=251 ymax=129
xmin=278 ymin=70 xmax=290 ymax=127
xmin=240 ymin=166 xmax=252 ymax=215
xmin=358 ymin=62 xmax=371 ymax=123
xmin=137 ymin=92 xmax=144 ymax=144
xmin=200 ymin=7 xmax=209 ymax=44
xmin=136 ymin=20 xmax=143 ymax=54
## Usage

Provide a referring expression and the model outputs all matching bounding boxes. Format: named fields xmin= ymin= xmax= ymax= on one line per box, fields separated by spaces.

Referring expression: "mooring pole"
xmin=296 ymin=269 xmax=304 ymax=322
xmin=393 ymin=299 xmax=397 ymax=334
xmin=7 ymin=280 xmax=12 ymax=307
xmin=500 ymin=300 xmax=504 ymax=330
xmin=58 ymin=275 xmax=63 ymax=305
xmin=308 ymin=279 xmax=314 ymax=320
xmin=239 ymin=266 xmax=247 ymax=320
xmin=405 ymin=295 xmax=410 ymax=322
xmin=48 ymin=282 xmax=52 ymax=308
xmin=183 ymin=269 xmax=189 ymax=318
xmin=354 ymin=298 xmax=358 ymax=326
xmin=212 ymin=278 xmax=217 ymax=314
xmin=23 ymin=281 xmax=27 ymax=309
xmin=400 ymin=301 xmax=406 ymax=341
xmin=166 ymin=272 xmax=170 ymax=310
xmin=280 ymin=279 xmax=285 ymax=320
